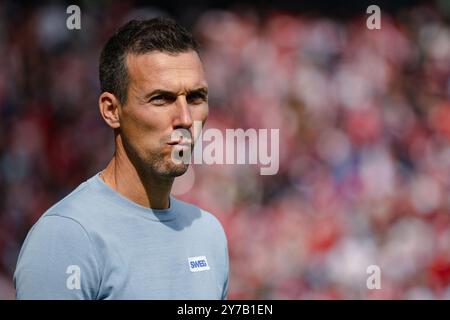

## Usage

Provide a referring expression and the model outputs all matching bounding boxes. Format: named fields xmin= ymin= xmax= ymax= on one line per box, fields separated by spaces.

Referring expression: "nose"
xmin=173 ymin=95 xmax=193 ymax=130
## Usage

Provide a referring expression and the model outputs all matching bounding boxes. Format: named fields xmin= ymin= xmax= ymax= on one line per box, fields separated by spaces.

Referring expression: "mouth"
xmin=167 ymin=140 xmax=193 ymax=156
xmin=167 ymin=139 xmax=193 ymax=163
xmin=167 ymin=139 xmax=193 ymax=147
xmin=169 ymin=143 xmax=191 ymax=150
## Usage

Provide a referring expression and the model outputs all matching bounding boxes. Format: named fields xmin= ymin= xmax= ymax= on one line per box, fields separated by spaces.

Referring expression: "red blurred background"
xmin=1 ymin=0 xmax=450 ymax=299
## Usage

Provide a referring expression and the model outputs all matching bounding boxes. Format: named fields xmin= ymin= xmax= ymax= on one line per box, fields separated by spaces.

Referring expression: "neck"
xmin=101 ymin=138 xmax=174 ymax=210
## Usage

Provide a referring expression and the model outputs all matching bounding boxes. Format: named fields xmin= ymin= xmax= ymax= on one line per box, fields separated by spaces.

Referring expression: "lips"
xmin=168 ymin=139 xmax=192 ymax=157
xmin=167 ymin=141 xmax=192 ymax=146
xmin=167 ymin=138 xmax=193 ymax=146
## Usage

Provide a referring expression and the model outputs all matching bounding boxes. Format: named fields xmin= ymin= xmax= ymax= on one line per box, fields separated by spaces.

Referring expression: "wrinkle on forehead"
xmin=125 ymin=51 xmax=207 ymax=94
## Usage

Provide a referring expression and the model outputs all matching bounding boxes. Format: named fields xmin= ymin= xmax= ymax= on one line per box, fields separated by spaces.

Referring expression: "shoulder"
xmin=19 ymin=176 xmax=107 ymax=255
xmin=15 ymin=211 xmax=101 ymax=300
xmin=20 ymin=214 xmax=93 ymax=259
xmin=43 ymin=177 xmax=98 ymax=222
xmin=39 ymin=175 xmax=113 ymax=235
xmin=17 ymin=176 xmax=104 ymax=263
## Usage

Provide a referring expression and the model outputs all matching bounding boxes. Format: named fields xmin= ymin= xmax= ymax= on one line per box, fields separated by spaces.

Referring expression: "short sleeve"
xmin=14 ymin=215 xmax=100 ymax=300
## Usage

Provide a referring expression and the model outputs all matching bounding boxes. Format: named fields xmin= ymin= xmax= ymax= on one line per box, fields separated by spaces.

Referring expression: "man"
xmin=14 ymin=17 xmax=229 ymax=300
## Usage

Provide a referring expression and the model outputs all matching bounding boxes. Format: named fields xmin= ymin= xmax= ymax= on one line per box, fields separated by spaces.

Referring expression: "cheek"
xmin=121 ymin=109 xmax=169 ymax=149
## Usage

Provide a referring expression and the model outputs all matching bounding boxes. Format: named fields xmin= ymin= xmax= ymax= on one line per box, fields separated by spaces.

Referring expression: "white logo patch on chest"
xmin=188 ymin=256 xmax=210 ymax=272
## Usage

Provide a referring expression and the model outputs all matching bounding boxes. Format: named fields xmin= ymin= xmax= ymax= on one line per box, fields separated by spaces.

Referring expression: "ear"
xmin=99 ymin=92 xmax=121 ymax=129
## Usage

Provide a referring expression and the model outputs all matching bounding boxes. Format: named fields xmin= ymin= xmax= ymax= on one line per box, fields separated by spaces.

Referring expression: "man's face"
xmin=119 ymin=50 xmax=208 ymax=178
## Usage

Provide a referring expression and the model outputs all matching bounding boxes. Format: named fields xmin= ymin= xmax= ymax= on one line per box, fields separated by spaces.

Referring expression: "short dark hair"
xmin=99 ymin=17 xmax=199 ymax=105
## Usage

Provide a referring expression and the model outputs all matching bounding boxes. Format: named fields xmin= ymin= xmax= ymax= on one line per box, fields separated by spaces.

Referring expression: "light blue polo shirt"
xmin=14 ymin=173 xmax=229 ymax=300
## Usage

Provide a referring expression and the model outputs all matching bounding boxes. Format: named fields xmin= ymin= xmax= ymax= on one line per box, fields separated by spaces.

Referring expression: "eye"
xmin=149 ymin=94 xmax=176 ymax=106
xmin=187 ymin=92 xmax=208 ymax=105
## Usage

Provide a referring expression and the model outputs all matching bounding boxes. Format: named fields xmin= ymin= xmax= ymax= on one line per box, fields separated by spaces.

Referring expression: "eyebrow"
xmin=144 ymin=87 xmax=208 ymax=101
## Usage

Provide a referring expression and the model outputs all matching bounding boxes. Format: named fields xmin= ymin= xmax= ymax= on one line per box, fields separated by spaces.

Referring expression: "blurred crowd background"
xmin=1 ymin=0 xmax=450 ymax=299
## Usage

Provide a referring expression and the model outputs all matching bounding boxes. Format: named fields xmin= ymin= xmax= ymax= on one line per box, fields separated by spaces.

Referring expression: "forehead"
xmin=125 ymin=51 xmax=207 ymax=92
